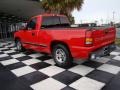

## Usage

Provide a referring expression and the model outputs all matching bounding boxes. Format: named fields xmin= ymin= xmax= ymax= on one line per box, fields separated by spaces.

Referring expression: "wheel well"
xmin=14 ymin=37 xmax=20 ymax=43
xmin=50 ymin=41 xmax=71 ymax=53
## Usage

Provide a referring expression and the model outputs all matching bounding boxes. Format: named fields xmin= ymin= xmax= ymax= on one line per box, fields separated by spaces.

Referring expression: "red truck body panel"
xmin=14 ymin=14 xmax=116 ymax=60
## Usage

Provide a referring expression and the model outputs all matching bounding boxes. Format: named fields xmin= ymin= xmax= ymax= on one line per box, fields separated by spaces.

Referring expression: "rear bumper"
xmin=71 ymin=44 xmax=116 ymax=60
xmin=90 ymin=44 xmax=116 ymax=60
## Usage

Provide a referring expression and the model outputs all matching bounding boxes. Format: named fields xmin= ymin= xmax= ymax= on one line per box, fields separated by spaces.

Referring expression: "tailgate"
xmin=92 ymin=27 xmax=116 ymax=47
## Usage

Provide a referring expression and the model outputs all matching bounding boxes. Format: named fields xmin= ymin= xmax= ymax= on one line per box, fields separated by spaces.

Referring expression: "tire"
xmin=52 ymin=44 xmax=73 ymax=67
xmin=15 ymin=39 xmax=25 ymax=52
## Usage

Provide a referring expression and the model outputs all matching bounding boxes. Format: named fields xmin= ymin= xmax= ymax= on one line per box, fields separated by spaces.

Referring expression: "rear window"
xmin=60 ymin=17 xmax=70 ymax=24
xmin=41 ymin=16 xmax=60 ymax=27
xmin=41 ymin=16 xmax=70 ymax=28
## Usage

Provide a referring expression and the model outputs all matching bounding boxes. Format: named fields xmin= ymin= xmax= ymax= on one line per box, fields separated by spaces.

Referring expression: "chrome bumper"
xmin=90 ymin=44 xmax=116 ymax=60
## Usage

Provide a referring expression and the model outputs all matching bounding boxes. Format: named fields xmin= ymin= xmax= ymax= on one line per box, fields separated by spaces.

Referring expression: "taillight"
xmin=85 ymin=31 xmax=93 ymax=46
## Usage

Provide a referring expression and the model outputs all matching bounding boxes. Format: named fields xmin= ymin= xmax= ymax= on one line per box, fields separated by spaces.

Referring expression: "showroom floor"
xmin=0 ymin=41 xmax=120 ymax=90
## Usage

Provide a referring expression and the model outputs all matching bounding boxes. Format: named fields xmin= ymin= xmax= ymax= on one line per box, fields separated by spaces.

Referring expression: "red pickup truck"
xmin=14 ymin=14 xmax=116 ymax=67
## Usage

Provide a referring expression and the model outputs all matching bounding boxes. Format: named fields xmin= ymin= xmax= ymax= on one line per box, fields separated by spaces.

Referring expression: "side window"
xmin=26 ymin=18 xmax=36 ymax=30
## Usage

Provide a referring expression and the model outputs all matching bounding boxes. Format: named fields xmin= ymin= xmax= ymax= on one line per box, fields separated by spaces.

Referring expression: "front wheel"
xmin=15 ymin=40 xmax=25 ymax=52
xmin=52 ymin=44 xmax=73 ymax=67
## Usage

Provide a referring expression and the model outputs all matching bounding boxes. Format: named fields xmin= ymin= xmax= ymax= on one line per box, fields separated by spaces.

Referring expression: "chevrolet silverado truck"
xmin=14 ymin=14 xmax=116 ymax=67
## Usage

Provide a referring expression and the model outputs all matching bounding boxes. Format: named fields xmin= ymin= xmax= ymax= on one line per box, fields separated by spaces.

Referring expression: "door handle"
xmin=32 ymin=33 xmax=35 ymax=36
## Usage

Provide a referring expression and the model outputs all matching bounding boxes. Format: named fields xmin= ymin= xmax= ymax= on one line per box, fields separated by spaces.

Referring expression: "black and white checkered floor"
xmin=0 ymin=41 xmax=120 ymax=90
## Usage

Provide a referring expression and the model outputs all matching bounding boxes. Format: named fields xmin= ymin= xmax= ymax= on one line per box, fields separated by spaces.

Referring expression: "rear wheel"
xmin=52 ymin=44 xmax=73 ymax=67
xmin=15 ymin=39 xmax=25 ymax=52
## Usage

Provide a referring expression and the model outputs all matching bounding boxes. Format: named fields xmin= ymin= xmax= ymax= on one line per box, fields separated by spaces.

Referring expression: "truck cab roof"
xmin=32 ymin=13 xmax=66 ymax=19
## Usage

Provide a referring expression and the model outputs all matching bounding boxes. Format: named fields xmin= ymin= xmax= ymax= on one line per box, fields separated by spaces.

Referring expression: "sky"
xmin=72 ymin=0 xmax=120 ymax=24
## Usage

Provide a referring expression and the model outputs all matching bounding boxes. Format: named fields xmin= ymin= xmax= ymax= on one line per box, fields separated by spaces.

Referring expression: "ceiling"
xmin=0 ymin=0 xmax=44 ymax=23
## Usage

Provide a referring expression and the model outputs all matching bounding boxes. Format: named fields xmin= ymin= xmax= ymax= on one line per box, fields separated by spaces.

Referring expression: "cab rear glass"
xmin=41 ymin=16 xmax=70 ymax=28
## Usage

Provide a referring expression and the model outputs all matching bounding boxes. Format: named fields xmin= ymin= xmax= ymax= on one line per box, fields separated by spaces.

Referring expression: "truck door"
xmin=23 ymin=17 xmax=39 ymax=49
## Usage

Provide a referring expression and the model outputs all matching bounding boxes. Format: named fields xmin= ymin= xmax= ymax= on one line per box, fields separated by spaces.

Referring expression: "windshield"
xmin=41 ymin=16 xmax=70 ymax=28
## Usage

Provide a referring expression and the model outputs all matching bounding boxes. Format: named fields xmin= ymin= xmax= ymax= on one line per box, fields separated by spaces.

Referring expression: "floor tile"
xmin=56 ymin=63 xmax=78 ymax=69
xmin=10 ymin=47 xmax=17 ymax=50
xmin=110 ymin=52 xmax=120 ymax=56
xmin=0 ymin=70 xmax=32 ymax=90
xmin=5 ymin=62 xmax=26 ymax=70
xmin=86 ymin=70 xmax=114 ymax=83
xmin=11 ymin=53 xmax=26 ymax=58
xmin=1 ymin=59 xmax=19 ymax=66
xmin=31 ymin=78 xmax=66 ymax=90
xmin=73 ymin=59 xmax=85 ymax=64
xmin=19 ymin=71 xmax=49 ymax=85
xmin=11 ymin=66 xmax=36 ymax=77
xmin=0 ymin=51 xmax=4 ymax=54
xmin=0 ymin=47 xmax=8 ymax=51
xmin=6 ymin=79 xmax=33 ymax=90
xmin=0 ymin=56 xmax=13 ymax=61
xmin=44 ymin=59 xmax=55 ymax=65
xmin=82 ymin=60 xmax=103 ymax=68
xmin=39 ymin=66 xmax=65 ymax=76
xmin=0 ymin=70 xmax=17 ymax=84
xmin=61 ymin=86 xmax=76 ymax=90
xmin=8 ymin=51 xmax=20 ymax=55
xmin=5 ymin=43 xmax=15 ymax=47
xmin=102 ymin=72 xmax=120 ymax=90
xmin=16 ymin=56 xmax=32 ymax=61
xmin=97 ymin=64 xmax=120 ymax=74
xmin=23 ymin=51 xmax=36 ymax=55
xmin=30 ymin=62 xmax=51 ymax=70
xmin=36 ymin=55 xmax=52 ymax=61
xmin=70 ymin=77 xmax=105 ymax=90
xmin=69 ymin=65 xmax=94 ymax=76
xmin=0 ymin=54 xmax=9 ymax=58
xmin=28 ymin=53 xmax=43 ymax=58
xmin=113 ymin=56 xmax=120 ymax=61
xmin=107 ymin=59 xmax=120 ymax=67
xmin=1 ymin=48 xmax=10 ymax=51
xmin=0 ymin=63 xmax=5 ymax=71
xmin=3 ymin=50 xmax=15 ymax=54
xmin=53 ymin=70 xmax=82 ymax=85
xmin=22 ymin=59 xmax=41 ymax=65
xmin=105 ymin=55 xmax=115 ymax=59
xmin=93 ymin=57 xmax=111 ymax=63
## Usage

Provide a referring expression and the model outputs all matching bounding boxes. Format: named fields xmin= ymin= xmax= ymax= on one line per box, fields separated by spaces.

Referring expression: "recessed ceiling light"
xmin=12 ymin=16 xmax=15 ymax=17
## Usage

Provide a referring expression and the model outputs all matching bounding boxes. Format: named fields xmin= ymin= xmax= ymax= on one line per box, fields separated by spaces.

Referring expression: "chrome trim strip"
xmin=23 ymin=42 xmax=47 ymax=47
